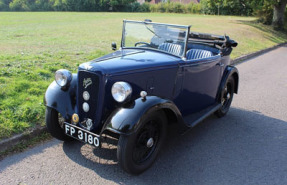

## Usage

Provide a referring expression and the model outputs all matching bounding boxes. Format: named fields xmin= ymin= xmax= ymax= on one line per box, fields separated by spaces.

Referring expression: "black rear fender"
xmin=216 ymin=66 xmax=239 ymax=102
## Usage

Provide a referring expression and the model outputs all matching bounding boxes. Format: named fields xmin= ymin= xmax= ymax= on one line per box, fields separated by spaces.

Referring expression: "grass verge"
xmin=0 ymin=132 xmax=52 ymax=160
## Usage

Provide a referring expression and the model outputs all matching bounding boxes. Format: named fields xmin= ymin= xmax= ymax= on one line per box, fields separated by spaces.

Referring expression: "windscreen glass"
xmin=122 ymin=21 xmax=188 ymax=57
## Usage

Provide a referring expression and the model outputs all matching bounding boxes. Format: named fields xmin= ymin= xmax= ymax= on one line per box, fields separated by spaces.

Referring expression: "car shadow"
xmin=62 ymin=107 xmax=287 ymax=184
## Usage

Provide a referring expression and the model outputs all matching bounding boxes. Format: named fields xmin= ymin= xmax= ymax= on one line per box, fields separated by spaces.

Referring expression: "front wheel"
xmin=45 ymin=107 xmax=73 ymax=141
xmin=215 ymin=76 xmax=235 ymax=118
xmin=117 ymin=110 xmax=167 ymax=175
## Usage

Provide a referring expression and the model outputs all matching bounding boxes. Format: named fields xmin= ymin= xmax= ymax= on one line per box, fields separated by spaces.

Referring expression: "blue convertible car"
xmin=45 ymin=20 xmax=238 ymax=174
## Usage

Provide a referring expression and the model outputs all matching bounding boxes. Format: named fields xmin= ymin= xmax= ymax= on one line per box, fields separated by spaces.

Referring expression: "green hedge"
xmin=126 ymin=2 xmax=150 ymax=12
xmin=0 ymin=0 xmax=261 ymax=17
xmin=0 ymin=0 xmax=284 ymax=27
xmin=0 ymin=0 xmax=136 ymax=12
xmin=149 ymin=2 xmax=201 ymax=14
xmin=0 ymin=0 xmax=201 ymax=14
xmin=0 ymin=0 xmax=256 ymax=16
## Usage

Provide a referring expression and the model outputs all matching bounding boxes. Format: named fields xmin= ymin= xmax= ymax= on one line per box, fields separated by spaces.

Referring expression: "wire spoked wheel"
xmin=215 ymin=77 xmax=235 ymax=118
xmin=117 ymin=110 xmax=167 ymax=175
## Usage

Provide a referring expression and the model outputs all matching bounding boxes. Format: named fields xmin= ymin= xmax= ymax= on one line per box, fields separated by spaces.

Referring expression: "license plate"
xmin=64 ymin=123 xmax=101 ymax=147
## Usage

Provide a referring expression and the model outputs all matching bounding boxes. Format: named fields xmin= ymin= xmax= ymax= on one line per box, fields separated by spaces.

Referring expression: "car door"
xmin=173 ymin=56 xmax=222 ymax=117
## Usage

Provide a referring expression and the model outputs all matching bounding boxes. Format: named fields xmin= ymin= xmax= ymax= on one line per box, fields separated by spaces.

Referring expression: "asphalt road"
xmin=1 ymin=46 xmax=287 ymax=185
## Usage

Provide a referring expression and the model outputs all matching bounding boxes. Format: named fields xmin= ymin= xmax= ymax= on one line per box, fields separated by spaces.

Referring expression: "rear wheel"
xmin=215 ymin=76 xmax=235 ymax=118
xmin=117 ymin=110 xmax=167 ymax=175
xmin=45 ymin=107 xmax=73 ymax=141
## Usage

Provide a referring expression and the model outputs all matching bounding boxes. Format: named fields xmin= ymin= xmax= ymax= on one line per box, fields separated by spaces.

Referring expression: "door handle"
xmin=216 ymin=63 xmax=224 ymax=67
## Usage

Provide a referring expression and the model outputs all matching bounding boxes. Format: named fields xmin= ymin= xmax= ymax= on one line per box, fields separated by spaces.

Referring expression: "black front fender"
xmin=44 ymin=74 xmax=77 ymax=119
xmin=102 ymin=96 xmax=182 ymax=135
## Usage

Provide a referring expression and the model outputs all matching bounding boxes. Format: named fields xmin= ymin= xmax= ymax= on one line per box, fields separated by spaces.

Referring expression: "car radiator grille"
xmin=77 ymin=71 xmax=100 ymax=129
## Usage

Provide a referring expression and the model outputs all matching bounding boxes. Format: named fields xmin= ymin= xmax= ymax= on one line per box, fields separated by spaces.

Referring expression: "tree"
xmin=9 ymin=0 xmax=31 ymax=11
xmin=252 ymin=0 xmax=273 ymax=25
xmin=200 ymin=0 xmax=253 ymax=16
xmin=272 ymin=0 xmax=287 ymax=30
xmin=100 ymin=0 xmax=136 ymax=11
xmin=0 ymin=0 xmax=11 ymax=10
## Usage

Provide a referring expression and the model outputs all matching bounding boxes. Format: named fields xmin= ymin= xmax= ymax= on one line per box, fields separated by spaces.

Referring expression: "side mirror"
xmin=111 ymin=42 xmax=117 ymax=51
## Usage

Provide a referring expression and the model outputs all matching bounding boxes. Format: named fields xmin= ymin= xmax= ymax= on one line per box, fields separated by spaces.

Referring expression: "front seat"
xmin=158 ymin=43 xmax=182 ymax=56
xmin=186 ymin=49 xmax=213 ymax=60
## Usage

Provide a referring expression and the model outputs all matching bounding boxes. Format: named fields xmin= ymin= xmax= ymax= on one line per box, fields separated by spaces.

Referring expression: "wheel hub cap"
xmin=146 ymin=138 xmax=154 ymax=148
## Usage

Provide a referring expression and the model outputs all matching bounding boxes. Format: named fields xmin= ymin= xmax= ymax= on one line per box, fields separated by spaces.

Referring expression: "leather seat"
xmin=158 ymin=43 xmax=182 ymax=56
xmin=186 ymin=49 xmax=213 ymax=60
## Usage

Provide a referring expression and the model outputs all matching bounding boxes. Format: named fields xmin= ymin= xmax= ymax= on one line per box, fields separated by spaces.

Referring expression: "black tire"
xmin=45 ymin=107 xmax=73 ymax=141
xmin=117 ymin=110 xmax=167 ymax=175
xmin=215 ymin=76 xmax=235 ymax=118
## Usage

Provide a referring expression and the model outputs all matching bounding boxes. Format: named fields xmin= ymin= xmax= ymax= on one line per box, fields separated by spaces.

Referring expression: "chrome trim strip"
xmin=124 ymin=20 xmax=190 ymax=29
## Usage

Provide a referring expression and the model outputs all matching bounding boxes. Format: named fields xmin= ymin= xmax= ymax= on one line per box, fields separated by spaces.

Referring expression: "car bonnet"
xmin=78 ymin=49 xmax=180 ymax=75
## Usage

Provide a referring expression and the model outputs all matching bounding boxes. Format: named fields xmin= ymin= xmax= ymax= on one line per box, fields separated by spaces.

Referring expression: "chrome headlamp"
xmin=111 ymin=82 xmax=132 ymax=103
xmin=55 ymin=69 xmax=72 ymax=87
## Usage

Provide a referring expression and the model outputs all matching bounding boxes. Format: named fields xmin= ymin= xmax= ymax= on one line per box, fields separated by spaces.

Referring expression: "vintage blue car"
xmin=45 ymin=20 xmax=238 ymax=174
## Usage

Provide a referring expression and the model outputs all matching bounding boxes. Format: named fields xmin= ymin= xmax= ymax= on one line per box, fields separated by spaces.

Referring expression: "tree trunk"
xmin=272 ymin=0 xmax=287 ymax=30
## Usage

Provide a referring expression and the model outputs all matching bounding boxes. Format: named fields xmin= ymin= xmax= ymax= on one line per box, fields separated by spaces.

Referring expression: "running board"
xmin=181 ymin=104 xmax=221 ymax=134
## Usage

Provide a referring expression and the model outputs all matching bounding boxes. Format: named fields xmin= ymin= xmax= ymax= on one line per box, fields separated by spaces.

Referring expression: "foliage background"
xmin=0 ymin=0 xmax=275 ymax=16
xmin=1 ymin=0 xmax=286 ymax=28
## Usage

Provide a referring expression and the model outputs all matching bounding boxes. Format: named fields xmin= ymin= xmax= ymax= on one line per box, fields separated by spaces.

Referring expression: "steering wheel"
xmin=135 ymin=42 xmax=151 ymax=47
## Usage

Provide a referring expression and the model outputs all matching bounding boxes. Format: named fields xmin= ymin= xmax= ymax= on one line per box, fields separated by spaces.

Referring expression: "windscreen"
xmin=122 ymin=21 xmax=188 ymax=57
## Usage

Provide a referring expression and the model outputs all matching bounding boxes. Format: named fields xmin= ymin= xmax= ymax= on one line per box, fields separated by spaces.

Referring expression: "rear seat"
xmin=186 ymin=49 xmax=213 ymax=60
xmin=158 ymin=43 xmax=182 ymax=56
